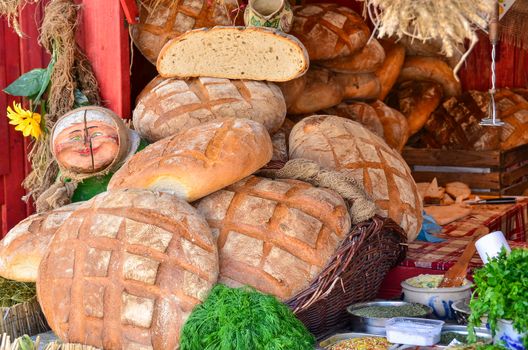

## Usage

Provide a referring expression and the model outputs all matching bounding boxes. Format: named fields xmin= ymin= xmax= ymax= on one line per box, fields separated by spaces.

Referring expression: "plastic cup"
xmin=475 ymin=231 xmax=511 ymax=264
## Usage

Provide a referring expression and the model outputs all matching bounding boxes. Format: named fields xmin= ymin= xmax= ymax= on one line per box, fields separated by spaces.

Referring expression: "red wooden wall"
xmin=1 ymin=0 xmax=527 ymax=237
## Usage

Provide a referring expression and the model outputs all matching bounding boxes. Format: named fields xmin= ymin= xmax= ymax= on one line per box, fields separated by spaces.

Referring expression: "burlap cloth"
xmin=260 ymin=158 xmax=377 ymax=224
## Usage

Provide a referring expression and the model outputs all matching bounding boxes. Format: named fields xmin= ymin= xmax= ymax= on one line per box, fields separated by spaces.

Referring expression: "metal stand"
xmin=480 ymin=1 xmax=504 ymax=127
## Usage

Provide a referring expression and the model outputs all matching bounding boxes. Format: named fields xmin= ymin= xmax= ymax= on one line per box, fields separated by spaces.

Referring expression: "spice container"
xmin=385 ymin=317 xmax=444 ymax=346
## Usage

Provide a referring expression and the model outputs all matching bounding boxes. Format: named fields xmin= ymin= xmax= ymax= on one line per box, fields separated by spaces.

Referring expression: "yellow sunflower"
xmin=6 ymin=102 xmax=42 ymax=139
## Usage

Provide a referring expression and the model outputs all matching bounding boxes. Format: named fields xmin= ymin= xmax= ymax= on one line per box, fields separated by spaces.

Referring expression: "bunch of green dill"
xmin=180 ymin=284 xmax=315 ymax=350
xmin=0 ymin=276 xmax=36 ymax=307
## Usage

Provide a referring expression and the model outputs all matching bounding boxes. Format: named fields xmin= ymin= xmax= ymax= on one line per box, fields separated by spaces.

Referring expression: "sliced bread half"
xmin=157 ymin=26 xmax=309 ymax=82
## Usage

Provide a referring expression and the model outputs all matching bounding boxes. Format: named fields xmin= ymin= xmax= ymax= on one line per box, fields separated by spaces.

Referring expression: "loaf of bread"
xmin=324 ymin=102 xmax=384 ymax=138
xmin=289 ymin=115 xmax=423 ymax=241
xmin=37 ymin=190 xmax=218 ymax=350
xmin=416 ymin=92 xmax=501 ymax=151
xmin=387 ymin=80 xmax=443 ymax=137
xmin=130 ymin=0 xmax=240 ymax=64
xmin=318 ymin=38 xmax=385 ymax=73
xmin=370 ymin=100 xmax=409 ymax=152
xmin=195 ymin=176 xmax=351 ymax=300
xmin=290 ymin=4 xmax=370 ymax=60
xmin=0 ymin=203 xmax=81 ymax=282
xmin=397 ymin=56 xmax=462 ymax=98
xmin=109 ymin=118 xmax=273 ymax=202
xmin=133 ymin=76 xmax=286 ymax=142
xmin=277 ymin=74 xmax=306 ymax=109
xmin=157 ymin=26 xmax=309 ymax=82
xmin=335 ymin=72 xmax=381 ymax=100
xmin=375 ymin=39 xmax=405 ymax=100
xmin=396 ymin=36 xmax=464 ymax=68
xmin=287 ymin=68 xmax=344 ymax=114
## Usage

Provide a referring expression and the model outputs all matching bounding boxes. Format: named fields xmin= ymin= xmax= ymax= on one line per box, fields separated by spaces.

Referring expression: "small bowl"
xmin=401 ymin=275 xmax=473 ymax=321
xmin=451 ymin=299 xmax=471 ymax=325
xmin=347 ymin=301 xmax=432 ymax=335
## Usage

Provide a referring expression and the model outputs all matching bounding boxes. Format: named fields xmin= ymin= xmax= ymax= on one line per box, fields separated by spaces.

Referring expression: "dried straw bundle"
xmin=0 ymin=0 xmax=38 ymax=37
xmin=362 ymin=0 xmax=495 ymax=74
xmin=23 ymin=0 xmax=101 ymax=205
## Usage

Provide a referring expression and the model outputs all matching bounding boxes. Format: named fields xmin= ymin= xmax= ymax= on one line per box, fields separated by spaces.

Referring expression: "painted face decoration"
xmin=52 ymin=109 xmax=120 ymax=174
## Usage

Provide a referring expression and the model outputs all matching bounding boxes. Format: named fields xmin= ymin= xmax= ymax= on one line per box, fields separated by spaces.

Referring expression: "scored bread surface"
xmin=133 ymin=76 xmax=286 ymax=142
xmin=0 ymin=202 xmax=81 ymax=282
xmin=195 ymin=176 xmax=351 ymax=300
xmin=324 ymin=102 xmax=385 ymax=138
xmin=289 ymin=115 xmax=423 ymax=241
xmin=319 ymin=38 xmax=385 ymax=73
xmin=37 ymin=190 xmax=218 ymax=350
xmin=108 ymin=118 xmax=273 ymax=202
xmin=130 ymin=0 xmax=239 ymax=64
xmin=290 ymin=4 xmax=370 ymax=60
xmin=157 ymin=26 xmax=309 ymax=82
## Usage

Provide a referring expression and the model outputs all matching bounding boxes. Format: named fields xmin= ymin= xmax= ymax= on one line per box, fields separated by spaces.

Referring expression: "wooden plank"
xmin=501 ymin=144 xmax=528 ymax=168
xmin=119 ymin=0 xmax=139 ymax=24
xmin=403 ymin=147 xmax=500 ymax=167
xmin=411 ymin=171 xmax=501 ymax=190
xmin=0 ymin=19 xmax=10 ymax=176
xmin=501 ymin=164 xmax=528 ymax=186
xmin=78 ymin=0 xmax=131 ymax=118
xmin=502 ymin=180 xmax=528 ymax=196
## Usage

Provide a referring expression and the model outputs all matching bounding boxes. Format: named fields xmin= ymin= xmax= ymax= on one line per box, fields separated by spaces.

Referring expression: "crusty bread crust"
xmin=157 ymin=26 xmax=309 ymax=82
xmin=335 ymin=72 xmax=381 ymax=100
xmin=318 ymin=39 xmax=385 ymax=73
xmin=109 ymin=118 xmax=273 ymax=202
xmin=375 ymin=39 xmax=406 ymax=101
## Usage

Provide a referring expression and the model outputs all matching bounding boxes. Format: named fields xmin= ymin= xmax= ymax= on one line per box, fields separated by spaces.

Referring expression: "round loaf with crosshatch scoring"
xmin=130 ymin=0 xmax=240 ymax=64
xmin=195 ymin=176 xmax=351 ymax=300
xmin=290 ymin=4 xmax=370 ymax=60
xmin=109 ymin=118 xmax=273 ymax=202
xmin=37 ymin=189 xmax=218 ymax=350
xmin=133 ymin=76 xmax=286 ymax=142
xmin=0 ymin=202 xmax=81 ymax=282
xmin=289 ymin=115 xmax=423 ymax=241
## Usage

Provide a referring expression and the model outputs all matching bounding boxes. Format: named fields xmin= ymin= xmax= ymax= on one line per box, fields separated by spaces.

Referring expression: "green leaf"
xmin=74 ymin=88 xmax=90 ymax=107
xmin=32 ymin=55 xmax=55 ymax=108
xmin=3 ymin=69 xmax=46 ymax=97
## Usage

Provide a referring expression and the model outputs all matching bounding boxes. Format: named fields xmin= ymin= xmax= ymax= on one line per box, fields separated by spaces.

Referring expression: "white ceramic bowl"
xmin=401 ymin=276 xmax=472 ymax=321
xmin=495 ymin=319 xmax=526 ymax=350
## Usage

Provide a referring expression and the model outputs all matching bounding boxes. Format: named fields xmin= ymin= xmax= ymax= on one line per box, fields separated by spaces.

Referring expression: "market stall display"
xmin=133 ymin=76 xmax=287 ymax=142
xmin=108 ymin=118 xmax=273 ymax=201
xmin=37 ymin=189 xmax=219 ymax=350
xmin=289 ymin=115 xmax=423 ymax=241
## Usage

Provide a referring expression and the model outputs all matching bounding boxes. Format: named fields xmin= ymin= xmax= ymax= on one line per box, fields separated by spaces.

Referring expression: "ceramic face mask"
xmin=52 ymin=110 xmax=120 ymax=174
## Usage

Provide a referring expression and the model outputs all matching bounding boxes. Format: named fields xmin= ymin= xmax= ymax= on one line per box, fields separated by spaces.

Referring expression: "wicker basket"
xmin=286 ymin=215 xmax=407 ymax=339
xmin=0 ymin=297 xmax=50 ymax=339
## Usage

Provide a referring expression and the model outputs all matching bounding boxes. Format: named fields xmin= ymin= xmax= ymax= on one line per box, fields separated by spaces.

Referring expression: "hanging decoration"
xmin=0 ymin=0 xmax=38 ymax=37
xmin=361 ymin=0 xmax=495 ymax=78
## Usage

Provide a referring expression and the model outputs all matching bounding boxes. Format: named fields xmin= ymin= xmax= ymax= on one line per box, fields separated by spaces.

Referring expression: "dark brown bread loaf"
xmin=133 ymin=76 xmax=286 ymax=142
xmin=37 ymin=190 xmax=218 ymax=350
xmin=370 ymin=100 xmax=409 ymax=152
xmin=324 ymin=102 xmax=385 ymax=138
xmin=387 ymin=80 xmax=443 ymax=137
xmin=130 ymin=0 xmax=240 ymax=64
xmin=375 ymin=39 xmax=406 ymax=100
xmin=289 ymin=115 xmax=423 ymax=241
xmin=334 ymin=72 xmax=381 ymax=100
xmin=195 ymin=176 xmax=351 ymax=300
xmin=290 ymin=3 xmax=370 ymax=60
xmin=318 ymin=38 xmax=385 ymax=73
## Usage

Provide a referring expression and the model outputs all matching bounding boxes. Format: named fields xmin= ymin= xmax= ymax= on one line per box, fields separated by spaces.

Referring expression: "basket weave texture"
xmin=286 ymin=215 xmax=407 ymax=338
xmin=0 ymin=297 xmax=49 ymax=339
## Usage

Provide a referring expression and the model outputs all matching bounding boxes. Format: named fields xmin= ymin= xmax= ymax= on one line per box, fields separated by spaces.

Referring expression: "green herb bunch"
xmin=179 ymin=284 xmax=315 ymax=350
xmin=0 ymin=276 xmax=36 ymax=307
xmin=468 ymin=248 xmax=528 ymax=348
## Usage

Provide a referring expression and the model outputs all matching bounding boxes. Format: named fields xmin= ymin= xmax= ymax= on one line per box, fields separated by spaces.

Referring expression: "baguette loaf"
xmin=370 ymin=100 xmax=409 ymax=152
xmin=133 ymin=76 xmax=286 ymax=142
xmin=108 ymin=118 xmax=273 ymax=202
xmin=0 ymin=203 xmax=81 ymax=282
xmin=335 ymin=72 xmax=381 ymax=100
xmin=318 ymin=38 xmax=385 ymax=73
xmin=375 ymin=39 xmax=405 ymax=100
xmin=130 ymin=0 xmax=240 ymax=64
xmin=37 ymin=190 xmax=218 ymax=350
xmin=195 ymin=176 xmax=351 ymax=300
xmin=289 ymin=115 xmax=423 ymax=241
xmin=387 ymin=80 xmax=443 ymax=137
xmin=324 ymin=102 xmax=385 ymax=138
xmin=287 ymin=68 xmax=344 ymax=114
xmin=290 ymin=4 xmax=370 ymax=60
xmin=397 ymin=56 xmax=462 ymax=97
xmin=157 ymin=26 xmax=309 ymax=82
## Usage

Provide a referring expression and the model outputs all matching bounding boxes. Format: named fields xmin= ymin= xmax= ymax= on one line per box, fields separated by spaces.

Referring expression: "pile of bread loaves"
xmin=0 ymin=2 xmax=427 ymax=350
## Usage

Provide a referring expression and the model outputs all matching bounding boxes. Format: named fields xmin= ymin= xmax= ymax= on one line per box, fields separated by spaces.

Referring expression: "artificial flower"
xmin=6 ymin=102 xmax=42 ymax=139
